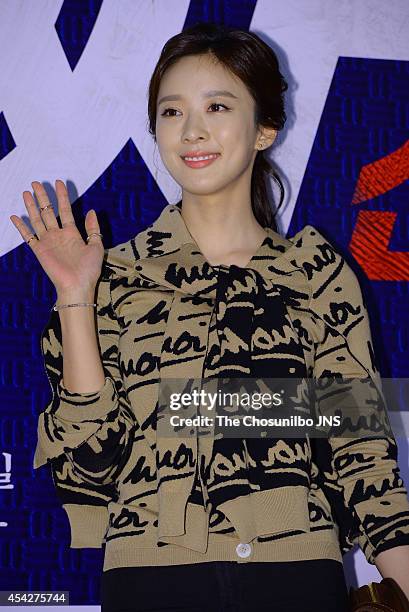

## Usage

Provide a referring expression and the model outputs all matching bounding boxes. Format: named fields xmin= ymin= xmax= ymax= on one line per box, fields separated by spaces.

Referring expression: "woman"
xmin=11 ymin=22 xmax=409 ymax=612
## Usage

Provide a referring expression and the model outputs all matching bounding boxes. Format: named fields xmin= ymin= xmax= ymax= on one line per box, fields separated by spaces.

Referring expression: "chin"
xmin=180 ymin=180 xmax=228 ymax=197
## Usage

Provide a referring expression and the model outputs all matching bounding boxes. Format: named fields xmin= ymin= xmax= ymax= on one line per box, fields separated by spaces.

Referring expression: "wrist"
xmin=56 ymin=287 xmax=96 ymax=304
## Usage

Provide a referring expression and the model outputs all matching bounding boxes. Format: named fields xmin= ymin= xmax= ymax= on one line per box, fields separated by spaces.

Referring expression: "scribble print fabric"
xmin=33 ymin=202 xmax=409 ymax=571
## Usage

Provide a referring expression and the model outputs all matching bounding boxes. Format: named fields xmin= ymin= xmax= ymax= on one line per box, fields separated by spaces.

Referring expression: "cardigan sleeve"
xmin=309 ymin=231 xmax=409 ymax=565
xmin=33 ymin=257 xmax=137 ymax=487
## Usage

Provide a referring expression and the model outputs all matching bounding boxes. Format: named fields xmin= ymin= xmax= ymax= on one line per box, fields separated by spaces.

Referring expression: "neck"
xmin=178 ymin=198 xmax=268 ymax=266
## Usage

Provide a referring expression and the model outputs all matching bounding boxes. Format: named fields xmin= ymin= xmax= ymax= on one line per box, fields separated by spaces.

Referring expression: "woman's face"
xmin=155 ymin=54 xmax=267 ymax=198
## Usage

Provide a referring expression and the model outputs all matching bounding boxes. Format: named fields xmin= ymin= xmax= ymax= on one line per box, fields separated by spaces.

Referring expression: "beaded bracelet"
xmin=53 ymin=302 xmax=97 ymax=311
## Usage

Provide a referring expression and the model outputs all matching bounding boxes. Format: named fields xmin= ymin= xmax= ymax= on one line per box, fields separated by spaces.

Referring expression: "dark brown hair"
xmin=147 ymin=22 xmax=288 ymax=232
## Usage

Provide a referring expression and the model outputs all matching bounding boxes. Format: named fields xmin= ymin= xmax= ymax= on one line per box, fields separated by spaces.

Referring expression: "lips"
xmin=181 ymin=153 xmax=221 ymax=169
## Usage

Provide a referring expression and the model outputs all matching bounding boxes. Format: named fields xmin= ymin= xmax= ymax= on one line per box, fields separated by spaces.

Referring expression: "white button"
xmin=236 ymin=542 xmax=252 ymax=558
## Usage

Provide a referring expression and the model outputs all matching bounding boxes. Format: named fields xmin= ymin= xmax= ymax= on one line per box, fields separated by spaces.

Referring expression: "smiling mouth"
xmin=180 ymin=153 xmax=221 ymax=168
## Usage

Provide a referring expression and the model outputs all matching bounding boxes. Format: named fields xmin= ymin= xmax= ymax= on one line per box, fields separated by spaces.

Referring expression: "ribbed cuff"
xmin=355 ymin=490 xmax=409 ymax=564
xmin=55 ymin=376 xmax=118 ymax=422
xmin=373 ymin=533 xmax=409 ymax=561
xmin=33 ymin=377 xmax=120 ymax=469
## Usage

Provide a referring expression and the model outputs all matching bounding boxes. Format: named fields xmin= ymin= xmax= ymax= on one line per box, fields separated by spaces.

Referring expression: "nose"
xmin=181 ymin=113 xmax=209 ymax=144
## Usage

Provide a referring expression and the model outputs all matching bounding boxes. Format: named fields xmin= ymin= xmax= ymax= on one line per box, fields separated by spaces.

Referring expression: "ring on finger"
xmin=86 ymin=232 xmax=103 ymax=243
xmin=26 ymin=234 xmax=38 ymax=245
xmin=39 ymin=204 xmax=53 ymax=213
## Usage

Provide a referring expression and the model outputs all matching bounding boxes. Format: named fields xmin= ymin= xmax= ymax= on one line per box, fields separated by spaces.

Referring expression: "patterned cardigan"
xmin=33 ymin=202 xmax=409 ymax=571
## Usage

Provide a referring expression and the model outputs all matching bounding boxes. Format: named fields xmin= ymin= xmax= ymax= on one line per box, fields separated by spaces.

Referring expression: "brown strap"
xmin=349 ymin=577 xmax=409 ymax=611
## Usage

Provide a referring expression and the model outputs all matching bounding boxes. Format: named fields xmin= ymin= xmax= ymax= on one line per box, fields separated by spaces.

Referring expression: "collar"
xmin=105 ymin=201 xmax=312 ymax=298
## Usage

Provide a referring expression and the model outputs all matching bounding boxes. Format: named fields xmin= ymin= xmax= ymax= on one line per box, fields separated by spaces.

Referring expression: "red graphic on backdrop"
xmin=352 ymin=140 xmax=409 ymax=204
xmin=350 ymin=211 xmax=409 ymax=281
xmin=349 ymin=140 xmax=409 ymax=281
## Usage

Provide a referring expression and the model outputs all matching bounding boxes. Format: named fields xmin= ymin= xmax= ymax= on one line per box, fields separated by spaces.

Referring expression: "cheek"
xmin=156 ymin=135 xmax=178 ymax=167
xmin=218 ymin=121 xmax=255 ymax=151
xmin=155 ymin=122 xmax=176 ymax=150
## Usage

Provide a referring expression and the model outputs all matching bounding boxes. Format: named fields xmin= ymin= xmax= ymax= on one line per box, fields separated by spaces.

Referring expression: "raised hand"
xmin=10 ymin=180 xmax=104 ymax=294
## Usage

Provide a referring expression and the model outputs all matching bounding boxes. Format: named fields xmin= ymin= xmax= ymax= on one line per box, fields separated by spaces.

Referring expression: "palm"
xmin=34 ymin=224 xmax=104 ymax=291
xmin=10 ymin=180 xmax=105 ymax=293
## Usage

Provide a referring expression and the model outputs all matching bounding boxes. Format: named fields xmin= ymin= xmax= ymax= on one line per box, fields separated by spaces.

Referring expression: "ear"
xmin=256 ymin=127 xmax=278 ymax=151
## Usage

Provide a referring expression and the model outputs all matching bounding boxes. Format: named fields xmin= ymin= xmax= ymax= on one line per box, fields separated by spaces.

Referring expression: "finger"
xmin=84 ymin=209 xmax=103 ymax=245
xmin=10 ymin=214 xmax=39 ymax=250
xmin=31 ymin=181 xmax=59 ymax=229
xmin=55 ymin=179 xmax=76 ymax=228
xmin=22 ymin=190 xmax=48 ymax=237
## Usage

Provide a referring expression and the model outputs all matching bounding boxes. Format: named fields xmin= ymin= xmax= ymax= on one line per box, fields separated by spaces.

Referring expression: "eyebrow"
xmin=157 ymin=90 xmax=239 ymax=106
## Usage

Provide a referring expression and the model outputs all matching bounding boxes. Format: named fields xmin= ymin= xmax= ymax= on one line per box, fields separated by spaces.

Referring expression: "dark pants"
xmin=101 ymin=558 xmax=350 ymax=612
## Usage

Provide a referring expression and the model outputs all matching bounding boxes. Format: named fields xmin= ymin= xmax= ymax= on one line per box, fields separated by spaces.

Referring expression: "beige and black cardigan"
xmin=33 ymin=202 xmax=409 ymax=571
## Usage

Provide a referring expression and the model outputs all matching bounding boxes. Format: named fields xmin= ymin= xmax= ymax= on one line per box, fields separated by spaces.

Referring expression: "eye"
xmin=160 ymin=102 xmax=230 ymax=117
xmin=208 ymin=102 xmax=230 ymax=112
xmin=160 ymin=107 xmax=180 ymax=117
